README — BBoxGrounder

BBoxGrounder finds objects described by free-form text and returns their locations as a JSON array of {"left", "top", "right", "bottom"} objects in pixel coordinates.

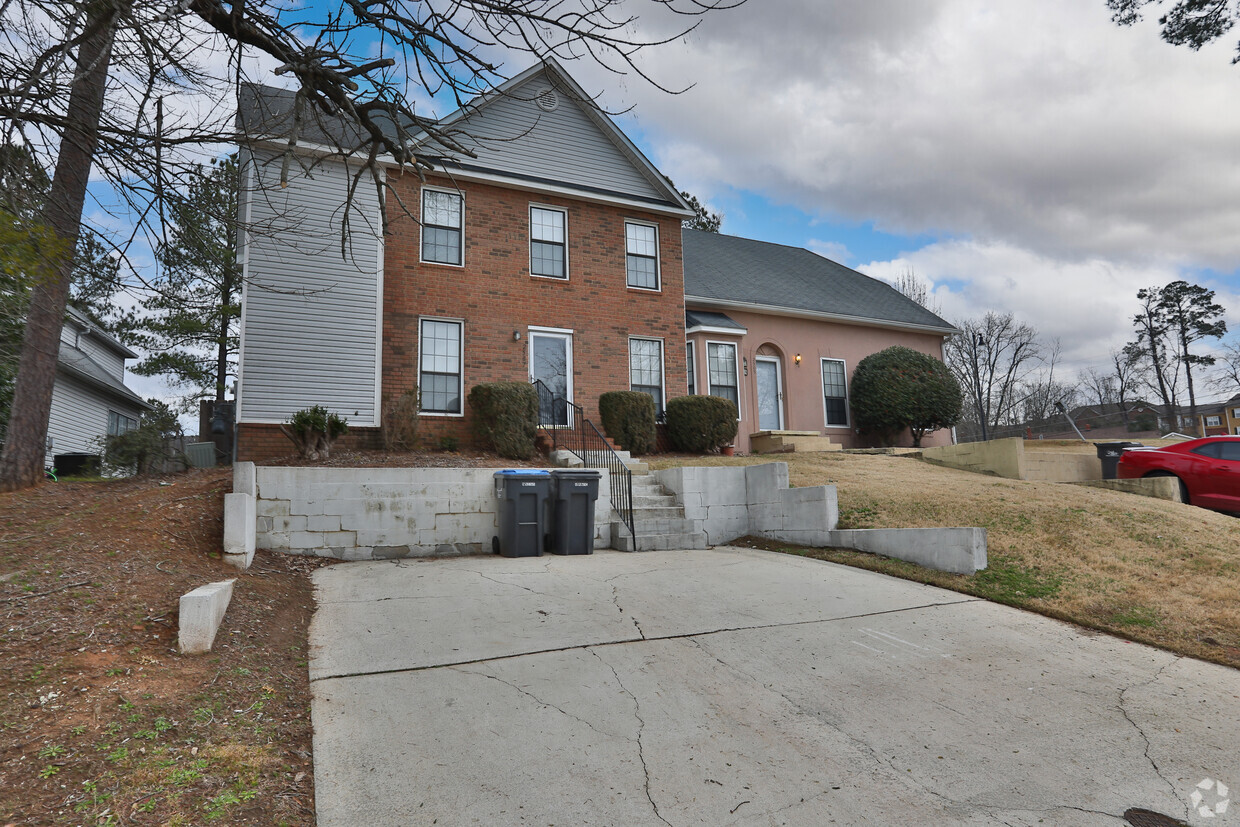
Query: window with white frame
[
  {"left": 1233, "top": 408, "right": 1240, "bottom": 419},
  {"left": 629, "top": 338, "right": 664, "bottom": 414},
  {"left": 107, "top": 410, "right": 137, "bottom": 437},
  {"left": 625, "top": 221, "right": 659, "bottom": 290},
  {"left": 707, "top": 342, "right": 739, "bottom": 413},
  {"left": 821, "top": 359, "right": 849, "bottom": 427},
  {"left": 530, "top": 206, "right": 566, "bottom": 278},
  {"left": 419, "top": 318, "right": 463, "bottom": 414},
  {"left": 421, "top": 188, "right": 463, "bottom": 265},
  {"left": 1206, "top": 415, "right": 1222, "bottom": 427},
  {"left": 686, "top": 342, "right": 696, "bottom": 395}
]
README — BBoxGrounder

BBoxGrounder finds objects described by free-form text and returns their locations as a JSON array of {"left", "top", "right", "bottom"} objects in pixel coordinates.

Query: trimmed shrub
[
  {"left": 598, "top": 391, "right": 657, "bottom": 455},
  {"left": 281, "top": 404, "right": 348, "bottom": 460},
  {"left": 850, "top": 346, "right": 961, "bottom": 447},
  {"left": 665, "top": 395, "right": 738, "bottom": 454},
  {"left": 381, "top": 390, "right": 420, "bottom": 451},
  {"left": 468, "top": 382, "right": 538, "bottom": 460}
]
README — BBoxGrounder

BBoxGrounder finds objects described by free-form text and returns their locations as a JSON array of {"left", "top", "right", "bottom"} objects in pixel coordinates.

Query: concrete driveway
[{"left": 308, "top": 548, "right": 1240, "bottom": 826}]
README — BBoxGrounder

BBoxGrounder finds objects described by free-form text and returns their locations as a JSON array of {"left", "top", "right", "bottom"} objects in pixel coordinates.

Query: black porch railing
[{"left": 533, "top": 379, "right": 635, "bottom": 541}]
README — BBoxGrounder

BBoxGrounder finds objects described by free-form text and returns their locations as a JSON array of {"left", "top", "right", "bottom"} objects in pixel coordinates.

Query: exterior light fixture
[
  {"left": 795, "top": 353, "right": 802, "bottom": 365},
  {"left": 513, "top": 330, "right": 521, "bottom": 341}
]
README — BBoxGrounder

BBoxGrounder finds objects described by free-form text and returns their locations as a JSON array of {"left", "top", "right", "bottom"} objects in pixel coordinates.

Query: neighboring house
[
  {"left": 47, "top": 306, "right": 152, "bottom": 467},
  {"left": 233, "top": 60, "right": 955, "bottom": 461},
  {"left": 1195, "top": 394, "right": 1240, "bottom": 436}
]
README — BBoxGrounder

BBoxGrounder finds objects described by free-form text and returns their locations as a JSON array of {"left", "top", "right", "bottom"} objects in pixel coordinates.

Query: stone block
[
  {"left": 256, "top": 499, "right": 290, "bottom": 518},
  {"left": 825, "top": 527, "right": 987, "bottom": 574},
  {"left": 288, "top": 531, "right": 326, "bottom": 549},
  {"left": 306, "top": 515, "right": 342, "bottom": 532},
  {"left": 222, "top": 493, "right": 255, "bottom": 569},
  {"left": 178, "top": 579, "right": 236, "bottom": 654},
  {"left": 273, "top": 515, "right": 307, "bottom": 534},
  {"left": 233, "top": 461, "right": 256, "bottom": 496}
]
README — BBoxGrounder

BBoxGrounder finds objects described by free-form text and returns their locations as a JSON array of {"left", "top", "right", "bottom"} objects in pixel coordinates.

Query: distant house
[
  {"left": 232, "top": 59, "right": 956, "bottom": 460},
  {"left": 1195, "top": 394, "right": 1240, "bottom": 436},
  {"left": 47, "top": 307, "right": 151, "bottom": 467}
]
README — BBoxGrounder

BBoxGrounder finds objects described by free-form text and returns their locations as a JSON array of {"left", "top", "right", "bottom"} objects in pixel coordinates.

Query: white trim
[
  {"left": 244, "top": 137, "right": 696, "bottom": 219},
  {"left": 705, "top": 340, "right": 742, "bottom": 420},
  {"left": 529, "top": 329, "right": 574, "bottom": 416},
  {"left": 528, "top": 203, "right": 569, "bottom": 281},
  {"left": 755, "top": 355, "right": 784, "bottom": 431},
  {"left": 686, "top": 324, "right": 746, "bottom": 337},
  {"left": 418, "top": 316, "right": 466, "bottom": 417},
  {"left": 624, "top": 219, "right": 661, "bottom": 292},
  {"left": 419, "top": 185, "right": 465, "bottom": 268},
  {"left": 1205, "top": 415, "right": 1222, "bottom": 427},
  {"left": 628, "top": 336, "right": 666, "bottom": 413},
  {"left": 686, "top": 295, "right": 958, "bottom": 336},
  {"left": 235, "top": 150, "right": 255, "bottom": 425},
  {"left": 528, "top": 324, "right": 574, "bottom": 335},
  {"left": 820, "top": 357, "right": 850, "bottom": 429},
  {"left": 686, "top": 341, "right": 696, "bottom": 395}
]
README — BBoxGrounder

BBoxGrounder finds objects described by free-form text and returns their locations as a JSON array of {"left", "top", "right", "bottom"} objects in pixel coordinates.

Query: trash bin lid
[
  {"left": 550, "top": 468, "right": 602, "bottom": 478},
  {"left": 494, "top": 469, "right": 551, "bottom": 476}
]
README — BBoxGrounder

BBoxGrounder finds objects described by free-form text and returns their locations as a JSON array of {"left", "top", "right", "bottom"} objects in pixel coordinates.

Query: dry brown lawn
[{"left": 649, "top": 451, "right": 1240, "bottom": 670}]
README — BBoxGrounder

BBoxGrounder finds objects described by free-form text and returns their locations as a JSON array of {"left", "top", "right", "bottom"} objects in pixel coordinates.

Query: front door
[
  {"left": 755, "top": 357, "right": 784, "bottom": 431},
  {"left": 530, "top": 329, "right": 573, "bottom": 426}
]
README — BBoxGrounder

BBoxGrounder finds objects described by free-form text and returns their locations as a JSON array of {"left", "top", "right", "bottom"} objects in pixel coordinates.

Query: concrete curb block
[
  {"left": 826, "top": 527, "right": 987, "bottom": 574},
  {"left": 223, "top": 492, "right": 256, "bottom": 569},
  {"left": 233, "top": 461, "right": 256, "bottom": 496},
  {"left": 1072, "top": 477, "right": 1182, "bottom": 502},
  {"left": 178, "top": 579, "right": 236, "bottom": 654}
]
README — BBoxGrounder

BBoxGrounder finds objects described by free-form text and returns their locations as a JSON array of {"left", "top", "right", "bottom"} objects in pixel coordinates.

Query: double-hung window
[
  {"left": 821, "top": 358, "right": 849, "bottom": 427},
  {"left": 530, "top": 206, "right": 567, "bottom": 278},
  {"left": 421, "top": 188, "right": 463, "bottom": 265},
  {"left": 629, "top": 338, "right": 665, "bottom": 415},
  {"left": 107, "top": 411, "right": 137, "bottom": 437},
  {"left": 419, "top": 318, "right": 463, "bottom": 414},
  {"left": 707, "top": 342, "right": 739, "bottom": 414},
  {"left": 1206, "top": 415, "right": 1222, "bottom": 427},
  {"left": 686, "top": 342, "right": 696, "bottom": 395},
  {"left": 625, "top": 221, "right": 659, "bottom": 290}
]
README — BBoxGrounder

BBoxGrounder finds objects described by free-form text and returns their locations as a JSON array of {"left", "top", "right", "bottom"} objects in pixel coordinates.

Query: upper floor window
[
  {"left": 625, "top": 221, "right": 659, "bottom": 290},
  {"left": 1206, "top": 415, "right": 1222, "bottom": 427},
  {"left": 629, "top": 338, "right": 665, "bottom": 415},
  {"left": 422, "top": 188, "right": 463, "bottom": 265},
  {"left": 530, "top": 206, "right": 567, "bottom": 279},
  {"left": 419, "top": 318, "right": 463, "bottom": 415},
  {"left": 707, "top": 342, "right": 739, "bottom": 415},
  {"left": 821, "top": 358, "right": 849, "bottom": 427}
]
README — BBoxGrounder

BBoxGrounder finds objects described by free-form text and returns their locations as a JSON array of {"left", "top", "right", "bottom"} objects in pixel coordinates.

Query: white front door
[
  {"left": 530, "top": 329, "right": 573, "bottom": 426},
  {"left": 755, "top": 357, "right": 784, "bottom": 431}
]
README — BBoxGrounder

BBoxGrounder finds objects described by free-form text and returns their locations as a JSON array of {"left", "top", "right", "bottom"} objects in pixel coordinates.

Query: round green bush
[
  {"left": 665, "top": 395, "right": 738, "bottom": 453},
  {"left": 468, "top": 382, "right": 538, "bottom": 459},
  {"left": 850, "top": 346, "right": 961, "bottom": 447},
  {"left": 598, "top": 391, "right": 657, "bottom": 456}
]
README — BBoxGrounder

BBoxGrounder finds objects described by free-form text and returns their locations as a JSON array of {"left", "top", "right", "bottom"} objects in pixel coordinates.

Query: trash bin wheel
[{"left": 492, "top": 536, "right": 501, "bottom": 555}]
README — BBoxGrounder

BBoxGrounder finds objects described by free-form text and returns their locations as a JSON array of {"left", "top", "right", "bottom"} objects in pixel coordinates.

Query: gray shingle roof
[
  {"left": 682, "top": 229, "right": 956, "bottom": 333},
  {"left": 57, "top": 345, "right": 152, "bottom": 411},
  {"left": 685, "top": 310, "right": 746, "bottom": 331}
]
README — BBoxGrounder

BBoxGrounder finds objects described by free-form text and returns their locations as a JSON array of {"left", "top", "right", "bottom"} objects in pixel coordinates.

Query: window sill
[
  {"left": 420, "top": 411, "right": 465, "bottom": 418},
  {"left": 626, "top": 285, "right": 662, "bottom": 294}
]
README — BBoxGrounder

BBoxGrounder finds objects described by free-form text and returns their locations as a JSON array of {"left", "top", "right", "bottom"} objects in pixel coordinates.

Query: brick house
[{"left": 234, "top": 60, "right": 956, "bottom": 461}]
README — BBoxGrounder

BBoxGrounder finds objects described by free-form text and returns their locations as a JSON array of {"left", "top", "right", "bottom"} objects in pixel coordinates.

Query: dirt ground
[
  {"left": 0, "top": 447, "right": 548, "bottom": 826},
  {"left": 651, "top": 450, "right": 1240, "bottom": 671}
]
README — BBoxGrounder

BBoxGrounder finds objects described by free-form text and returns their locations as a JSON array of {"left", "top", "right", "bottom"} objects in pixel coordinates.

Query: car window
[
  {"left": 1220, "top": 442, "right": 1240, "bottom": 462},
  {"left": 1192, "top": 443, "right": 1223, "bottom": 458}
]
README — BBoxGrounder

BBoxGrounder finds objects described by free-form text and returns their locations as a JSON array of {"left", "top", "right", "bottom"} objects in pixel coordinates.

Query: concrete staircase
[
  {"left": 749, "top": 430, "right": 842, "bottom": 454},
  {"left": 611, "top": 472, "right": 708, "bottom": 552}
]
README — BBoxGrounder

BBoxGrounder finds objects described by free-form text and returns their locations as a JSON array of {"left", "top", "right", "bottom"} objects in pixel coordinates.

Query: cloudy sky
[{"left": 573, "top": 0, "right": 1240, "bottom": 380}]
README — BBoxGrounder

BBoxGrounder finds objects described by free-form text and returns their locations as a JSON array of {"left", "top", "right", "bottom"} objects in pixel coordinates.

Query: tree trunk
[{"left": 0, "top": 1, "right": 121, "bottom": 492}]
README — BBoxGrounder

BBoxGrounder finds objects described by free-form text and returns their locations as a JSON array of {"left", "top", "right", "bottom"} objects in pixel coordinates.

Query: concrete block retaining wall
[
  {"left": 253, "top": 466, "right": 612, "bottom": 560},
  {"left": 653, "top": 463, "right": 839, "bottom": 546},
  {"left": 923, "top": 438, "right": 1103, "bottom": 483}
]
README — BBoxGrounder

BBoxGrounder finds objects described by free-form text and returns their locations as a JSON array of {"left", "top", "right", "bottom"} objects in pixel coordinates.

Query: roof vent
[{"left": 535, "top": 88, "right": 559, "bottom": 112}]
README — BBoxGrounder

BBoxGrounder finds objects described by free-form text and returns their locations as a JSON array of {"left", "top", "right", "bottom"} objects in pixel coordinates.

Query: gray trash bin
[
  {"left": 493, "top": 470, "right": 551, "bottom": 557},
  {"left": 550, "top": 469, "right": 601, "bottom": 556},
  {"left": 1095, "top": 442, "right": 1142, "bottom": 480}
]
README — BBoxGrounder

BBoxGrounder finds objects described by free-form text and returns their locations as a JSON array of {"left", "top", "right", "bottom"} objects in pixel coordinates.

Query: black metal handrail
[{"left": 533, "top": 379, "right": 635, "bottom": 540}]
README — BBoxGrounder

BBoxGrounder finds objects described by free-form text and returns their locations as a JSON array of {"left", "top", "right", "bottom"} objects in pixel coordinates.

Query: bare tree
[
  {"left": 1079, "top": 367, "right": 1118, "bottom": 409},
  {"left": 944, "top": 312, "right": 1044, "bottom": 441},
  {"left": 0, "top": 0, "right": 743, "bottom": 490},
  {"left": 893, "top": 268, "right": 941, "bottom": 315},
  {"left": 1109, "top": 347, "right": 1141, "bottom": 425},
  {"left": 1211, "top": 340, "right": 1240, "bottom": 399}
]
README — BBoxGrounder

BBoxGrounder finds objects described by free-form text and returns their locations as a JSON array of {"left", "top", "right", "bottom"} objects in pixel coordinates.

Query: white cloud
[{"left": 808, "top": 239, "right": 851, "bottom": 264}]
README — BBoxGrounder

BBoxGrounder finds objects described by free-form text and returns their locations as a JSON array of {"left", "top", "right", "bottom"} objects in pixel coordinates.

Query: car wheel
[{"left": 1145, "top": 471, "right": 1189, "bottom": 504}]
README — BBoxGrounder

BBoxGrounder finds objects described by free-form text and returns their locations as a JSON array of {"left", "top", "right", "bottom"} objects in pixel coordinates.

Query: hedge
[
  {"left": 468, "top": 382, "right": 539, "bottom": 459},
  {"left": 598, "top": 391, "right": 657, "bottom": 456},
  {"left": 665, "top": 395, "right": 738, "bottom": 453}
]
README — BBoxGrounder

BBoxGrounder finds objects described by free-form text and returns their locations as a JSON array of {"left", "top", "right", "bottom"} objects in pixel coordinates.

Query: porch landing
[{"left": 750, "top": 430, "right": 842, "bottom": 454}]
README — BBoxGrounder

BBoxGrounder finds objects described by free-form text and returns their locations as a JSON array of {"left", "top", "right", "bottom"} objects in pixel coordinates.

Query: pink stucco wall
[{"left": 685, "top": 307, "right": 955, "bottom": 453}]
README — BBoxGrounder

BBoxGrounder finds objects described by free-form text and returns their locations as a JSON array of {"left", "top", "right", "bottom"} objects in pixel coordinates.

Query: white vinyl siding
[
  {"left": 45, "top": 374, "right": 142, "bottom": 462},
  {"left": 419, "top": 318, "right": 463, "bottom": 415},
  {"left": 706, "top": 342, "right": 740, "bottom": 416},
  {"left": 237, "top": 149, "right": 384, "bottom": 426},
  {"left": 529, "top": 206, "right": 567, "bottom": 278},
  {"left": 421, "top": 188, "right": 463, "bottom": 265},
  {"left": 628, "top": 337, "right": 664, "bottom": 415},
  {"left": 625, "top": 222, "right": 659, "bottom": 290},
  {"left": 60, "top": 321, "right": 127, "bottom": 380},
  {"left": 821, "top": 359, "right": 849, "bottom": 427},
  {"left": 446, "top": 73, "right": 664, "bottom": 200}
]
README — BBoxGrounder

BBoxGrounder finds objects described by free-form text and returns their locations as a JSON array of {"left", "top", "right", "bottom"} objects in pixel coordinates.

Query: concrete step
[
  {"left": 631, "top": 516, "right": 699, "bottom": 535},
  {"left": 749, "top": 431, "right": 843, "bottom": 454},
  {"left": 610, "top": 525, "right": 709, "bottom": 552},
  {"left": 631, "top": 506, "right": 686, "bottom": 521},
  {"left": 633, "top": 495, "right": 678, "bottom": 508}
]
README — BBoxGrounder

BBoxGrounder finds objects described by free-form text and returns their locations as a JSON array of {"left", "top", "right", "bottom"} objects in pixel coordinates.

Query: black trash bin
[
  {"left": 550, "top": 469, "right": 601, "bottom": 556},
  {"left": 1095, "top": 442, "right": 1142, "bottom": 480},
  {"left": 493, "top": 470, "right": 552, "bottom": 557},
  {"left": 54, "top": 453, "right": 102, "bottom": 477}
]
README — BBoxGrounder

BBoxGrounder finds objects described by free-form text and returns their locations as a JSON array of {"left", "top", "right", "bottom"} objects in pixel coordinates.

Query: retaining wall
[{"left": 923, "top": 438, "right": 1104, "bottom": 482}]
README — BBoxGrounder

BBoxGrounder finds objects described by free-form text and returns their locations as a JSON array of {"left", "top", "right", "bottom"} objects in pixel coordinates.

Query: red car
[{"left": 1117, "top": 436, "right": 1240, "bottom": 512}]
